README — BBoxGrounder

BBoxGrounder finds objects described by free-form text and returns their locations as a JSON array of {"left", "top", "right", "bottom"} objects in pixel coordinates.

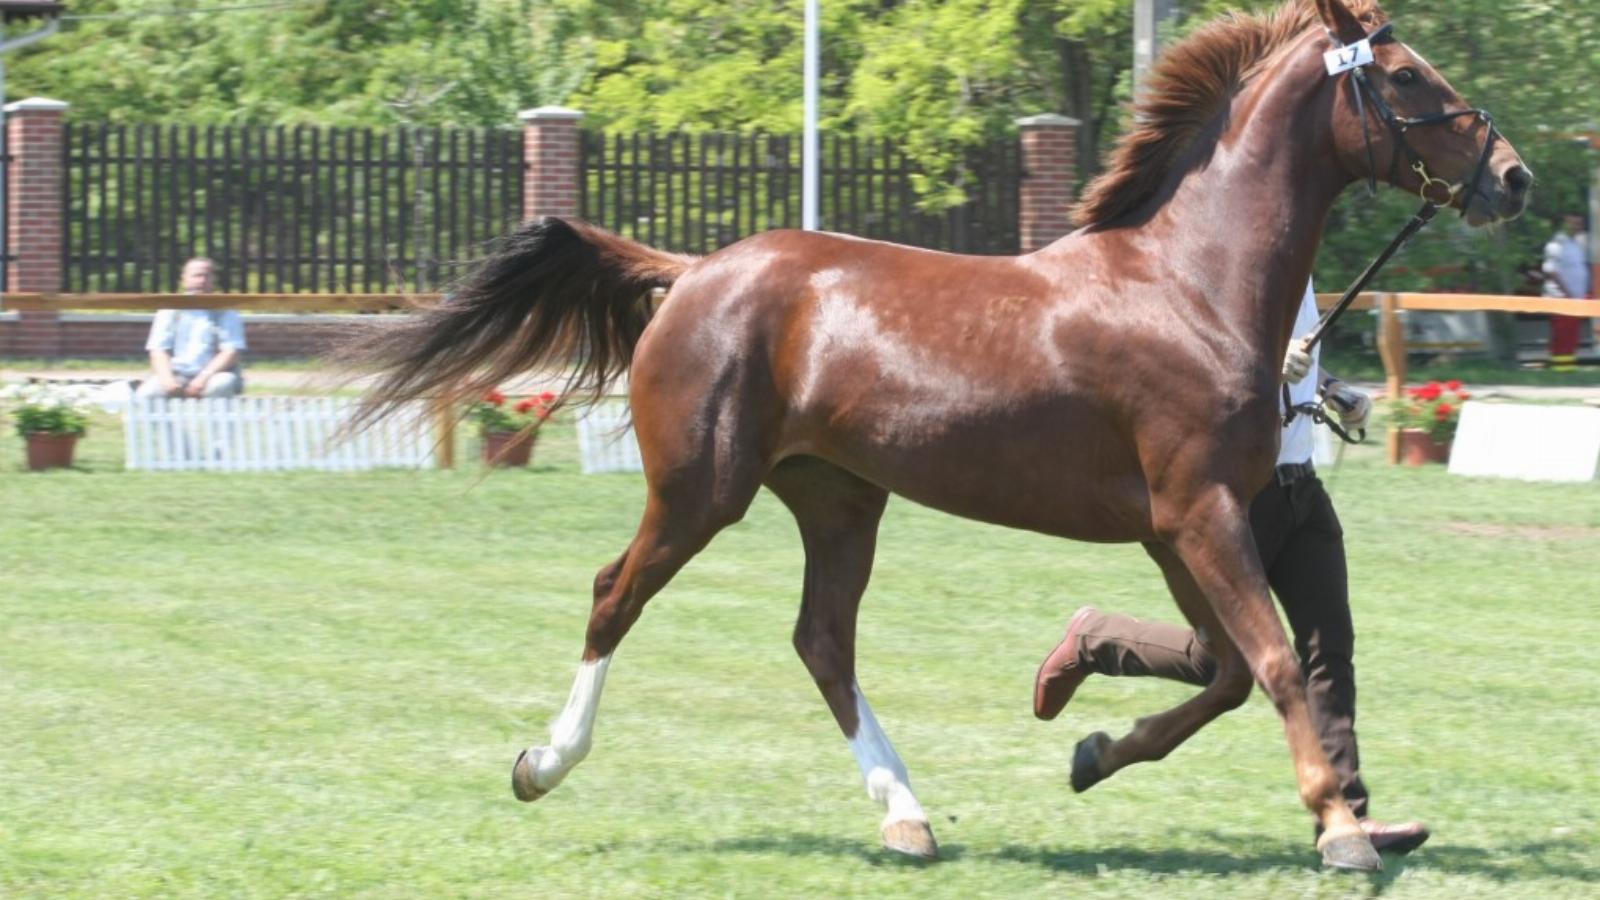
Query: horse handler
[{"left": 1033, "top": 279, "right": 1430, "bottom": 855}]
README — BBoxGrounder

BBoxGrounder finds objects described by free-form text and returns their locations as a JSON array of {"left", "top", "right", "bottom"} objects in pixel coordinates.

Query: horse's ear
[{"left": 1314, "top": 0, "right": 1367, "bottom": 44}]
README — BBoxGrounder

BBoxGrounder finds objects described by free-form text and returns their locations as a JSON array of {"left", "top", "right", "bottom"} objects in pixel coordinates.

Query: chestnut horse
[{"left": 348, "top": 0, "right": 1526, "bottom": 870}]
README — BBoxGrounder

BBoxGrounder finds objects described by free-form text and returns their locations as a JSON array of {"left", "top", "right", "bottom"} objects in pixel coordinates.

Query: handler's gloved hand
[
  {"left": 1281, "top": 338, "right": 1313, "bottom": 385},
  {"left": 1323, "top": 380, "right": 1372, "bottom": 430}
]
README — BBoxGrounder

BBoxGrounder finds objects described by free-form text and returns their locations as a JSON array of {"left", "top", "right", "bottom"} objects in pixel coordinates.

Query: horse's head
[{"left": 1317, "top": 0, "right": 1530, "bottom": 225}]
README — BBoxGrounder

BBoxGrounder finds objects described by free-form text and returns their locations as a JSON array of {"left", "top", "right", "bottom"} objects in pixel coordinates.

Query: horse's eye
[{"left": 1393, "top": 68, "right": 1418, "bottom": 86}]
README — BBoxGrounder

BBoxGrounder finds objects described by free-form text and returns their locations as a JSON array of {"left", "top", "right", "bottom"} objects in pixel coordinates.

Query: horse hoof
[
  {"left": 881, "top": 819, "right": 940, "bottom": 860},
  {"left": 511, "top": 748, "right": 549, "bottom": 802},
  {"left": 1070, "top": 731, "right": 1112, "bottom": 793},
  {"left": 1318, "top": 826, "right": 1383, "bottom": 872}
]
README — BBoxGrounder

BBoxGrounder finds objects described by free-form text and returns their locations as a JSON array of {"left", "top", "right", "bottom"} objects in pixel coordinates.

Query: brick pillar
[
  {"left": 1015, "top": 113, "right": 1080, "bottom": 252},
  {"left": 520, "top": 106, "right": 584, "bottom": 223},
  {"left": 7, "top": 97, "right": 69, "bottom": 357}
]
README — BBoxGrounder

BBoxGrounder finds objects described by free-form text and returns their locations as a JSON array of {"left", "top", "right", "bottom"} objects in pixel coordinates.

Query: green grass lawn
[{"left": 3, "top": 418, "right": 1598, "bottom": 898}]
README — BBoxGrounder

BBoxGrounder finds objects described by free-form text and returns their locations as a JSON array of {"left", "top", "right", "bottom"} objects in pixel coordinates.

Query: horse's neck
[{"left": 1153, "top": 41, "right": 1350, "bottom": 356}]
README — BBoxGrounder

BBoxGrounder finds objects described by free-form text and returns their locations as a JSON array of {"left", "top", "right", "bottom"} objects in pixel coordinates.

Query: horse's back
[{"left": 626, "top": 230, "right": 1154, "bottom": 540}]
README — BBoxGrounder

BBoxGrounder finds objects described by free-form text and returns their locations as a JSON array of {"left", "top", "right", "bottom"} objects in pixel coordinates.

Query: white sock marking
[
  {"left": 530, "top": 655, "right": 611, "bottom": 791},
  {"left": 845, "top": 683, "right": 928, "bottom": 826}
]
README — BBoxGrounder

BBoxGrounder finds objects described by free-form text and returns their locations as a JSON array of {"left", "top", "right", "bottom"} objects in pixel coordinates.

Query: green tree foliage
[
  {"left": 4, "top": 0, "right": 562, "bottom": 126},
  {"left": 4, "top": 1, "right": 1598, "bottom": 293},
  {"left": 845, "top": 0, "right": 1132, "bottom": 208}
]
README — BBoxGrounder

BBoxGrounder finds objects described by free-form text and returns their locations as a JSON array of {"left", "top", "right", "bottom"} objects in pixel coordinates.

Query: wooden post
[
  {"left": 1375, "top": 292, "right": 1407, "bottom": 465},
  {"left": 433, "top": 397, "right": 457, "bottom": 470}
]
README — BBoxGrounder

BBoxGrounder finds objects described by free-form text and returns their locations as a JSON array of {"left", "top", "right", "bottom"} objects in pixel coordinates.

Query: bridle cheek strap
[{"left": 1336, "top": 22, "right": 1500, "bottom": 219}]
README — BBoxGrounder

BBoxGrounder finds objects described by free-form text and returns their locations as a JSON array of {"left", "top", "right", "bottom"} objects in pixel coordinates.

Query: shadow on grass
[
  {"left": 1386, "top": 838, "right": 1600, "bottom": 884},
  {"left": 695, "top": 830, "right": 1598, "bottom": 884},
  {"left": 990, "top": 836, "right": 1313, "bottom": 875},
  {"left": 707, "top": 833, "right": 964, "bottom": 866}
]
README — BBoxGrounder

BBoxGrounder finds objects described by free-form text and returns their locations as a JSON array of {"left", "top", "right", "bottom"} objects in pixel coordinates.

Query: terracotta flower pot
[
  {"left": 482, "top": 430, "right": 535, "bottom": 467},
  {"left": 1398, "top": 428, "right": 1451, "bottom": 466},
  {"left": 25, "top": 432, "right": 80, "bottom": 470}
]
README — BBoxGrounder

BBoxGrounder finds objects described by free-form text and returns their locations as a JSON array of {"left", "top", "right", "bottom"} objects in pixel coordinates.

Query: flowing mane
[{"left": 1073, "top": 0, "right": 1387, "bottom": 228}]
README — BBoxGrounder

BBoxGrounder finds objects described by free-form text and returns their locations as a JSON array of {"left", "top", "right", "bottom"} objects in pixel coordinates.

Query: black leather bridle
[
  {"left": 1340, "top": 22, "right": 1501, "bottom": 214},
  {"left": 1281, "top": 21, "right": 1503, "bottom": 442}
]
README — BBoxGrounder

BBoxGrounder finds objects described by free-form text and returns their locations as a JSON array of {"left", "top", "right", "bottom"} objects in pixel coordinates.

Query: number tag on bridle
[{"left": 1323, "top": 39, "right": 1374, "bottom": 76}]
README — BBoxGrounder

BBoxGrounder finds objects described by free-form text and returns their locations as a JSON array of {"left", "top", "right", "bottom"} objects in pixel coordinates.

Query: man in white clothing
[
  {"left": 1542, "top": 213, "right": 1590, "bottom": 372},
  {"left": 137, "top": 258, "right": 246, "bottom": 399}
]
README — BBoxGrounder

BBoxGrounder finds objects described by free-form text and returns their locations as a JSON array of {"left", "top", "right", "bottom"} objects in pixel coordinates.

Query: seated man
[
  {"left": 136, "top": 258, "right": 246, "bottom": 399},
  {"left": 1034, "top": 279, "right": 1430, "bottom": 855}
]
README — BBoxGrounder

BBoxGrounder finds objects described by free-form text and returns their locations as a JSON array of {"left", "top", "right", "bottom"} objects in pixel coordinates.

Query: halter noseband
[{"left": 1331, "top": 21, "right": 1501, "bottom": 218}]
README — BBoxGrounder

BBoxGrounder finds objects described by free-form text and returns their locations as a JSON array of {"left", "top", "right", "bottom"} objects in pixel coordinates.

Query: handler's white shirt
[
  {"left": 146, "top": 308, "right": 247, "bottom": 378},
  {"left": 1278, "top": 282, "right": 1320, "bottom": 467}
]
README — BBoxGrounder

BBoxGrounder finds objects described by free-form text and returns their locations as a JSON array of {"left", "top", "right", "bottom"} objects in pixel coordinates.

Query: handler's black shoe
[{"left": 1362, "top": 819, "right": 1431, "bottom": 854}]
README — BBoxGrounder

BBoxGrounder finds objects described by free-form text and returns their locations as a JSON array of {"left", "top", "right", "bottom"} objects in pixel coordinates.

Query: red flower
[
  {"left": 515, "top": 398, "right": 536, "bottom": 413},
  {"left": 485, "top": 389, "right": 506, "bottom": 406},
  {"left": 1435, "top": 402, "right": 1454, "bottom": 419},
  {"left": 539, "top": 391, "right": 557, "bottom": 404},
  {"left": 1416, "top": 384, "right": 1442, "bottom": 401},
  {"left": 1456, "top": 390, "right": 1470, "bottom": 401},
  {"left": 1445, "top": 379, "right": 1463, "bottom": 392}
]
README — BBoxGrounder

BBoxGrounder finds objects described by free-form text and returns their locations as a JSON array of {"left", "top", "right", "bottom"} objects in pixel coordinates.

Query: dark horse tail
[{"left": 344, "top": 217, "right": 696, "bottom": 428}]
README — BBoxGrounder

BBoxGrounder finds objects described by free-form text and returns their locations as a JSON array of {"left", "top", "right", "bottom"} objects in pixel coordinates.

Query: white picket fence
[
  {"left": 576, "top": 402, "right": 643, "bottom": 474},
  {"left": 125, "top": 396, "right": 435, "bottom": 472}
]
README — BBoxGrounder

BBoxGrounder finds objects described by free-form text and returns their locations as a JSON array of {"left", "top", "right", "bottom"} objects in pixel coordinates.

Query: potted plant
[
  {"left": 3, "top": 382, "right": 93, "bottom": 471},
  {"left": 1389, "top": 380, "right": 1469, "bottom": 465},
  {"left": 472, "top": 389, "right": 556, "bottom": 467}
]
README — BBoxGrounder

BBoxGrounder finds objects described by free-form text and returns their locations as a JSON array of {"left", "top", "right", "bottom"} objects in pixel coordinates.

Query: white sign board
[{"left": 1447, "top": 402, "right": 1600, "bottom": 482}]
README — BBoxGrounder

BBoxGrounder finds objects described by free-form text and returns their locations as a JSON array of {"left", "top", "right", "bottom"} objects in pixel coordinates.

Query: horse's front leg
[{"left": 1157, "top": 483, "right": 1379, "bottom": 871}]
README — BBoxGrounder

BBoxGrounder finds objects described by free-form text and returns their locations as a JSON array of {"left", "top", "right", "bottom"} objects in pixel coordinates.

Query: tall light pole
[
  {"left": 1134, "top": 0, "right": 1178, "bottom": 94},
  {"left": 802, "top": 0, "right": 819, "bottom": 231}
]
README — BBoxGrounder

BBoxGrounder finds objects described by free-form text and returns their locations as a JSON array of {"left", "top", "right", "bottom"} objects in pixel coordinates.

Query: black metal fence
[
  {"left": 54, "top": 124, "right": 1022, "bottom": 294},
  {"left": 581, "top": 132, "right": 1021, "bottom": 255},
  {"left": 62, "top": 124, "right": 525, "bottom": 293}
]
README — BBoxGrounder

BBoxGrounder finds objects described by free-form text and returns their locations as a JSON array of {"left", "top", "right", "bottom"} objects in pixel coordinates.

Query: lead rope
[{"left": 1280, "top": 199, "right": 1439, "bottom": 443}]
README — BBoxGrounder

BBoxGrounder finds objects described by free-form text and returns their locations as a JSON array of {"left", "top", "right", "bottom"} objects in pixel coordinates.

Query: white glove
[
  {"left": 1324, "top": 381, "right": 1371, "bottom": 430},
  {"left": 1281, "top": 338, "right": 1313, "bottom": 385}
]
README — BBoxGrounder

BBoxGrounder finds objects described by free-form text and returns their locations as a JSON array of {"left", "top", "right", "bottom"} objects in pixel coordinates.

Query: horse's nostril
[{"left": 1503, "top": 165, "right": 1532, "bottom": 196}]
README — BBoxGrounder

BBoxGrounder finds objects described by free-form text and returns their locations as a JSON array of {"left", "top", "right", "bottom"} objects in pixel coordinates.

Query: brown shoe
[
  {"left": 1363, "top": 819, "right": 1430, "bottom": 854},
  {"left": 1034, "top": 607, "right": 1097, "bottom": 721}
]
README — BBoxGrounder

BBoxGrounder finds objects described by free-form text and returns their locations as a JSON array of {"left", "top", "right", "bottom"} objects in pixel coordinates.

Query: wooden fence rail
[
  {"left": 8, "top": 291, "right": 1600, "bottom": 467},
  {"left": 1317, "top": 292, "right": 1600, "bottom": 463}
]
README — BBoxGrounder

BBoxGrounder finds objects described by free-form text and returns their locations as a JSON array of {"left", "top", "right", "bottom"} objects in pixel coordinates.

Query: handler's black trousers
[{"left": 1073, "top": 471, "right": 1369, "bottom": 818}]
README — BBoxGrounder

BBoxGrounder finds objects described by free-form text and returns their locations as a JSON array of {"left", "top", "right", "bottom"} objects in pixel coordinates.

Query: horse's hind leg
[
  {"left": 512, "top": 461, "right": 763, "bottom": 802},
  {"left": 765, "top": 458, "right": 939, "bottom": 860},
  {"left": 1071, "top": 543, "right": 1254, "bottom": 791}
]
